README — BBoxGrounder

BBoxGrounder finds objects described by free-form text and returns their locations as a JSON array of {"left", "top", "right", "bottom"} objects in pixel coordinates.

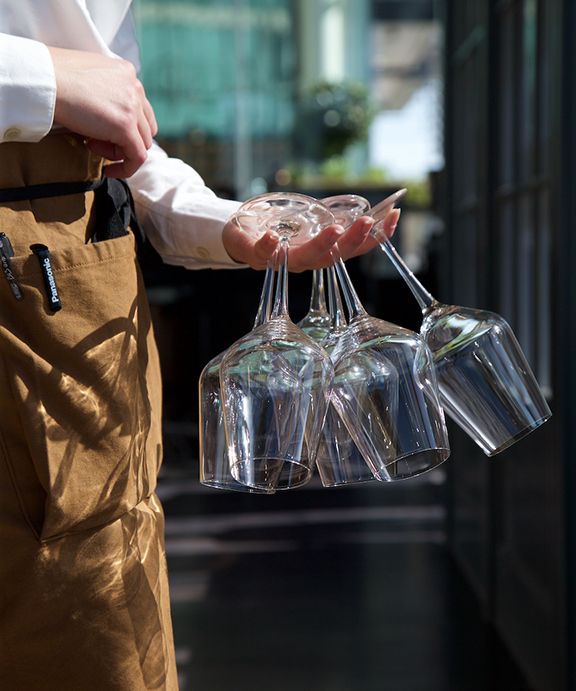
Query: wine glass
[
  {"left": 219, "top": 193, "right": 335, "bottom": 491},
  {"left": 319, "top": 194, "right": 451, "bottom": 481},
  {"left": 321, "top": 193, "right": 371, "bottom": 227},
  {"left": 199, "top": 255, "right": 322, "bottom": 492},
  {"left": 301, "top": 194, "right": 382, "bottom": 486},
  {"left": 369, "top": 190, "right": 552, "bottom": 456},
  {"left": 297, "top": 269, "right": 332, "bottom": 342},
  {"left": 199, "top": 261, "right": 276, "bottom": 493},
  {"left": 313, "top": 265, "right": 384, "bottom": 486}
]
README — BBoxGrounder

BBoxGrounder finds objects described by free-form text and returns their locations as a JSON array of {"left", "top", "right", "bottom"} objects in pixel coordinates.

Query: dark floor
[{"left": 158, "top": 439, "right": 534, "bottom": 691}]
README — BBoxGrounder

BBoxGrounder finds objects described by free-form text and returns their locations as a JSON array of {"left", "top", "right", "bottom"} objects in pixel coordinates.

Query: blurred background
[{"left": 132, "top": 1, "right": 574, "bottom": 689}]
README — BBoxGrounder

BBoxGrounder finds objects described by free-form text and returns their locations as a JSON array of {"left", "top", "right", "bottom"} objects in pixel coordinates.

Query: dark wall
[{"left": 444, "top": 0, "right": 574, "bottom": 689}]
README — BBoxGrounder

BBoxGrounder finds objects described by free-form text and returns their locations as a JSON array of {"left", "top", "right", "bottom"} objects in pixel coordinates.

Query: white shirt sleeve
[
  {"left": 0, "top": 33, "right": 56, "bottom": 143},
  {"left": 127, "top": 142, "right": 245, "bottom": 270},
  {"left": 0, "top": 11, "right": 243, "bottom": 271},
  {"left": 113, "top": 11, "right": 245, "bottom": 271}
]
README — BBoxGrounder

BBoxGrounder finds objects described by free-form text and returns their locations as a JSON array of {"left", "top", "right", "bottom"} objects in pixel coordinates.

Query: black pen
[{"left": 0, "top": 232, "right": 23, "bottom": 300}]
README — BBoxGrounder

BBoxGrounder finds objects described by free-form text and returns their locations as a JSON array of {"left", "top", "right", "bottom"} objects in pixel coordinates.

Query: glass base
[
  {"left": 374, "top": 447, "right": 451, "bottom": 482},
  {"left": 320, "top": 475, "right": 377, "bottom": 488},
  {"left": 200, "top": 478, "right": 275, "bottom": 494},
  {"left": 230, "top": 458, "right": 312, "bottom": 491}
]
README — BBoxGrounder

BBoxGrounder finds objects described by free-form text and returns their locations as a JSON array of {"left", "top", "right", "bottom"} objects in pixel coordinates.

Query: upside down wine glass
[
  {"left": 296, "top": 264, "right": 370, "bottom": 486},
  {"left": 310, "top": 195, "right": 382, "bottom": 486},
  {"left": 199, "top": 257, "right": 276, "bottom": 493},
  {"left": 218, "top": 193, "right": 335, "bottom": 491},
  {"left": 318, "top": 194, "right": 451, "bottom": 482},
  {"left": 370, "top": 190, "right": 552, "bottom": 456},
  {"left": 312, "top": 265, "right": 386, "bottom": 486}
]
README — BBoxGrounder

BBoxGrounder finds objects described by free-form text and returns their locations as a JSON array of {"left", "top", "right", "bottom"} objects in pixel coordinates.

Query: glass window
[{"left": 134, "top": 0, "right": 296, "bottom": 197}]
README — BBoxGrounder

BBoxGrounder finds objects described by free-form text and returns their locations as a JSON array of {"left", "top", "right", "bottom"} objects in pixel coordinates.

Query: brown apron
[{"left": 0, "top": 133, "right": 178, "bottom": 690}]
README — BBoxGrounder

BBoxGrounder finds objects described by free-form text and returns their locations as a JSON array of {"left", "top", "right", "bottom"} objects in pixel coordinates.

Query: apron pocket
[{"left": 0, "top": 232, "right": 162, "bottom": 541}]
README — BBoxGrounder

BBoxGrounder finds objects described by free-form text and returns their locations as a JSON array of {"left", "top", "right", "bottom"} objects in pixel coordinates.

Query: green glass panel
[{"left": 135, "top": 0, "right": 296, "bottom": 137}]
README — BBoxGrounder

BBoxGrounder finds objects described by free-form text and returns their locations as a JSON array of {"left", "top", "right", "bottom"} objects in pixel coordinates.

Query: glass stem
[
  {"left": 271, "top": 236, "right": 290, "bottom": 318},
  {"left": 253, "top": 258, "right": 276, "bottom": 328},
  {"left": 378, "top": 238, "right": 437, "bottom": 313},
  {"left": 333, "top": 258, "right": 366, "bottom": 321},
  {"left": 327, "top": 266, "right": 346, "bottom": 329},
  {"left": 309, "top": 269, "right": 327, "bottom": 313}
]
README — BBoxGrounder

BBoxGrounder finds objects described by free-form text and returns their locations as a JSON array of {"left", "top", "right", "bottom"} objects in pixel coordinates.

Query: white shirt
[{"left": 0, "top": 0, "right": 242, "bottom": 269}]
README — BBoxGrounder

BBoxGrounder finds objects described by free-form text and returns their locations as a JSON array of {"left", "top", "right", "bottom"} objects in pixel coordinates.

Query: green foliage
[
  {"left": 294, "top": 80, "right": 375, "bottom": 162},
  {"left": 360, "top": 166, "right": 391, "bottom": 185},
  {"left": 401, "top": 179, "right": 431, "bottom": 207},
  {"left": 318, "top": 156, "right": 349, "bottom": 182},
  {"left": 275, "top": 162, "right": 432, "bottom": 208}
]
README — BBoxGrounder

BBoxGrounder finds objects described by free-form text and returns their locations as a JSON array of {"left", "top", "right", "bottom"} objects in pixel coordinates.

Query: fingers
[
  {"left": 97, "top": 130, "right": 148, "bottom": 178},
  {"left": 370, "top": 208, "right": 401, "bottom": 242},
  {"left": 102, "top": 160, "right": 139, "bottom": 179},
  {"left": 107, "top": 80, "right": 156, "bottom": 177},
  {"left": 286, "top": 224, "right": 345, "bottom": 272},
  {"left": 104, "top": 94, "right": 157, "bottom": 178},
  {"left": 87, "top": 123, "right": 150, "bottom": 178},
  {"left": 380, "top": 208, "right": 401, "bottom": 239},
  {"left": 136, "top": 83, "right": 155, "bottom": 150},
  {"left": 110, "top": 122, "right": 149, "bottom": 177},
  {"left": 284, "top": 208, "right": 401, "bottom": 270},
  {"left": 85, "top": 140, "right": 139, "bottom": 178},
  {"left": 334, "top": 216, "right": 374, "bottom": 260},
  {"left": 286, "top": 215, "right": 379, "bottom": 271},
  {"left": 222, "top": 221, "right": 280, "bottom": 269},
  {"left": 143, "top": 95, "right": 158, "bottom": 138},
  {"left": 340, "top": 209, "right": 401, "bottom": 259},
  {"left": 221, "top": 207, "right": 402, "bottom": 272},
  {"left": 251, "top": 229, "right": 281, "bottom": 268},
  {"left": 138, "top": 111, "right": 153, "bottom": 151},
  {"left": 85, "top": 139, "right": 118, "bottom": 160}
]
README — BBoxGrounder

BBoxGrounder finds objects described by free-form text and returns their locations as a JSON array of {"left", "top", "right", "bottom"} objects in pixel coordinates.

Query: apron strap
[
  {"left": 0, "top": 177, "right": 145, "bottom": 247},
  {"left": 0, "top": 178, "right": 105, "bottom": 203}
]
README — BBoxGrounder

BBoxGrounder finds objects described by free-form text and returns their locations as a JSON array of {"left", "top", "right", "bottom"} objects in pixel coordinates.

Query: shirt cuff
[
  {"left": 0, "top": 34, "right": 56, "bottom": 143},
  {"left": 127, "top": 142, "right": 246, "bottom": 270},
  {"left": 133, "top": 186, "right": 244, "bottom": 269}
]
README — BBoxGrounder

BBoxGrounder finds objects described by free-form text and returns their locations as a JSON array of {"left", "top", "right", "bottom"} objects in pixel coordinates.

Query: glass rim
[{"left": 485, "top": 413, "right": 552, "bottom": 456}]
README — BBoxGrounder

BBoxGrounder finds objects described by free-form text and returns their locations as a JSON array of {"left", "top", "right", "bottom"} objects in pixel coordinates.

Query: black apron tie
[{"left": 0, "top": 177, "right": 144, "bottom": 246}]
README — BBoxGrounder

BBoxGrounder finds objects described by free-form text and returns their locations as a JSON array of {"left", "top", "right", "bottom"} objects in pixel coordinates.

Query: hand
[
  {"left": 222, "top": 207, "right": 401, "bottom": 271},
  {"left": 48, "top": 47, "right": 158, "bottom": 178}
]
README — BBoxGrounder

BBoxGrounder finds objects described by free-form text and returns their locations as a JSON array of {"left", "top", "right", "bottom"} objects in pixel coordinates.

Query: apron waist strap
[
  {"left": 0, "top": 176, "right": 144, "bottom": 247},
  {"left": 0, "top": 177, "right": 106, "bottom": 203}
]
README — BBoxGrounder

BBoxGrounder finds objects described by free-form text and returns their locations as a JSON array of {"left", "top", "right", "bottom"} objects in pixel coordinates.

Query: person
[{"left": 0, "top": 2, "right": 400, "bottom": 689}]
